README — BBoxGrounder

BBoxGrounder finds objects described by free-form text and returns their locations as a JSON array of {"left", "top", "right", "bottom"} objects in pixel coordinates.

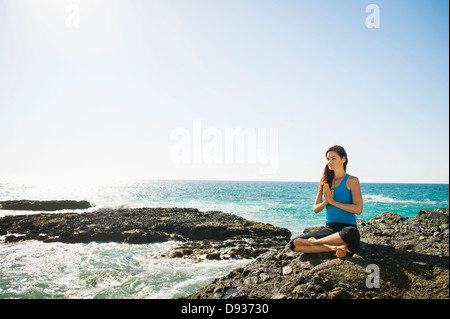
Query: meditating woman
[{"left": 290, "top": 145, "right": 363, "bottom": 258}]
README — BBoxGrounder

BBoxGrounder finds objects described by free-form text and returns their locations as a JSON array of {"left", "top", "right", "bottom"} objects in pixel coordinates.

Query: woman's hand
[
  {"left": 322, "top": 177, "right": 363, "bottom": 215},
  {"left": 323, "top": 184, "right": 335, "bottom": 205},
  {"left": 313, "top": 186, "right": 328, "bottom": 214}
]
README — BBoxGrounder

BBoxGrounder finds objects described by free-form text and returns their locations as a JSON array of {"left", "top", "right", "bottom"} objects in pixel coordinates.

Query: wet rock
[
  {"left": 206, "top": 253, "right": 221, "bottom": 260},
  {"left": 170, "top": 251, "right": 184, "bottom": 258},
  {"left": 182, "top": 249, "right": 194, "bottom": 256},
  {"left": 222, "top": 288, "right": 239, "bottom": 299},
  {"left": 0, "top": 200, "right": 91, "bottom": 211},
  {"left": 0, "top": 207, "right": 291, "bottom": 246}
]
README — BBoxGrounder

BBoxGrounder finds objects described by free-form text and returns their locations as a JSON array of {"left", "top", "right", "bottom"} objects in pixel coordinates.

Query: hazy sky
[{"left": 0, "top": 0, "right": 448, "bottom": 183}]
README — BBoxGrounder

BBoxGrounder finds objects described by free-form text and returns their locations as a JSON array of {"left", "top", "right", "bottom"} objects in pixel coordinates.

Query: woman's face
[{"left": 326, "top": 151, "right": 345, "bottom": 171}]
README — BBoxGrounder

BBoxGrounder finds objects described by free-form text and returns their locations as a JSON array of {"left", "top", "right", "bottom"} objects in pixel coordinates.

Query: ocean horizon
[
  {"left": 1, "top": 177, "right": 448, "bottom": 299},
  {"left": 1, "top": 177, "right": 448, "bottom": 231}
]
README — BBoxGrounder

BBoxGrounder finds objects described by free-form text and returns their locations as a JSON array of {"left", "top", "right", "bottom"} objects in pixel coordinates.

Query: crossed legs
[
  {"left": 289, "top": 223, "right": 360, "bottom": 258},
  {"left": 292, "top": 232, "right": 348, "bottom": 258}
]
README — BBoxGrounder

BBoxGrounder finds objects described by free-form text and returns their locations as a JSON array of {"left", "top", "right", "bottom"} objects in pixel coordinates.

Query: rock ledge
[
  {"left": 187, "top": 208, "right": 449, "bottom": 299},
  {"left": 0, "top": 207, "right": 290, "bottom": 246},
  {"left": 0, "top": 200, "right": 91, "bottom": 211}
]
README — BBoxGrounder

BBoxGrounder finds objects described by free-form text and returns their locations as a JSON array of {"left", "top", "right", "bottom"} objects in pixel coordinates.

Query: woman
[{"left": 289, "top": 145, "right": 363, "bottom": 258}]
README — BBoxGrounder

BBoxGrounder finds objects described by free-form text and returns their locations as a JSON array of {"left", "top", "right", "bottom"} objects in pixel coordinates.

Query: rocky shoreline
[
  {"left": 188, "top": 208, "right": 449, "bottom": 299},
  {"left": 0, "top": 207, "right": 290, "bottom": 255},
  {"left": 0, "top": 206, "right": 448, "bottom": 299}
]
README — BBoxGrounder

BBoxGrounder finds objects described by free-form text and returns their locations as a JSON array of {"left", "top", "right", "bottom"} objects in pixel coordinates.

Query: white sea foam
[
  {"left": 363, "top": 194, "right": 444, "bottom": 204},
  {"left": 0, "top": 240, "right": 251, "bottom": 299}
]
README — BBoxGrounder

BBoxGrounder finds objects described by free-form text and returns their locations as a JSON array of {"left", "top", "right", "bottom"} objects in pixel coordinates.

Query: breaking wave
[{"left": 363, "top": 194, "right": 447, "bottom": 205}]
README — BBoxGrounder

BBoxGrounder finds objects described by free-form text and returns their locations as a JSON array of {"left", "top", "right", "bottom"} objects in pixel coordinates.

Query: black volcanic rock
[
  {"left": 0, "top": 200, "right": 91, "bottom": 211},
  {"left": 0, "top": 207, "right": 291, "bottom": 244},
  {"left": 187, "top": 208, "right": 449, "bottom": 299}
]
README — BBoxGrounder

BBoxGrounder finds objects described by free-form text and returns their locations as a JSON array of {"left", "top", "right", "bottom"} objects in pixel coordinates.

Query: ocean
[{"left": 0, "top": 177, "right": 448, "bottom": 299}]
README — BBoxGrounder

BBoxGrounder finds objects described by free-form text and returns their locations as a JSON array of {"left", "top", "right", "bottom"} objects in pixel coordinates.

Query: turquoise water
[
  {"left": 2, "top": 178, "right": 447, "bottom": 234},
  {"left": 0, "top": 177, "right": 448, "bottom": 298}
]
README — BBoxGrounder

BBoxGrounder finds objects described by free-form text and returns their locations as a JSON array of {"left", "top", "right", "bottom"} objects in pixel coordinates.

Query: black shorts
[{"left": 289, "top": 223, "right": 360, "bottom": 253}]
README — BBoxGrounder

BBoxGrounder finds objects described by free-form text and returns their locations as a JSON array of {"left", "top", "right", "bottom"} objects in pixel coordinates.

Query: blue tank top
[{"left": 326, "top": 174, "right": 356, "bottom": 225}]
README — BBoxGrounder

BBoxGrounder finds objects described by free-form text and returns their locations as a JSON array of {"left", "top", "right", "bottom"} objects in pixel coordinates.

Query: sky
[{"left": 0, "top": 0, "right": 448, "bottom": 183}]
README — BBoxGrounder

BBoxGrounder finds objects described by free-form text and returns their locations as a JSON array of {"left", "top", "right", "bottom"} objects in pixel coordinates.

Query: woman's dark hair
[{"left": 319, "top": 145, "right": 348, "bottom": 192}]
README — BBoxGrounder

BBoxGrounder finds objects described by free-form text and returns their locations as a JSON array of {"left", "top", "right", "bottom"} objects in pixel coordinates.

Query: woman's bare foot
[{"left": 334, "top": 245, "right": 348, "bottom": 258}]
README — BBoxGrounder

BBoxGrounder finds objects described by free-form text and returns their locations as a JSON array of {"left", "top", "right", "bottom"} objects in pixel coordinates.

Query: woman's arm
[
  {"left": 313, "top": 188, "right": 328, "bottom": 214},
  {"left": 323, "top": 177, "right": 363, "bottom": 215}
]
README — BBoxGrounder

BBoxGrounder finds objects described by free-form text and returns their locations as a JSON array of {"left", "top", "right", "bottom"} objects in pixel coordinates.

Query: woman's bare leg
[
  {"left": 293, "top": 243, "right": 335, "bottom": 253},
  {"left": 294, "top": 243, "right": 348, "bottom": 257},
  {"left": 293, "top": 232, "right": 346, "bottom": 247},
  {"left": 293, "top": 237, "right": 317, "bottom": 246},
  {"left": 310, "top": 232, "right": 347, "bottom": 246},
  {"left": 292, "top": 232, "right": 349, "bottom": 257}
]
